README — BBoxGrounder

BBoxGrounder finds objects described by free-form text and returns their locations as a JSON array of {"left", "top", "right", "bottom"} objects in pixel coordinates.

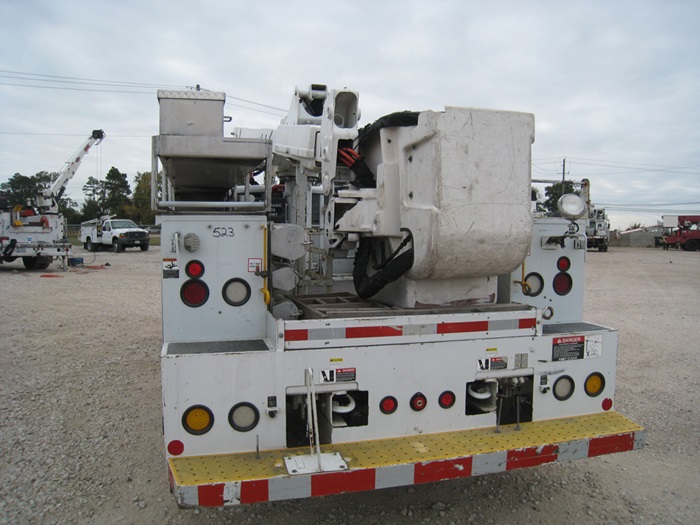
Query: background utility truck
[
  {"left": 79, "top": 216, "right": 150, "bottom": 252},
  {"left": 662, "top": 215, "right": 700, "bottom": 251},
  {"left": 0, "top": 129, "right": 105, "bottom": 269},
  {"left": 152, "top": 86, "right": 644, "bottom": 507},
  {"left": 581, "top": 179, "right": 610, "bottom": 252}
]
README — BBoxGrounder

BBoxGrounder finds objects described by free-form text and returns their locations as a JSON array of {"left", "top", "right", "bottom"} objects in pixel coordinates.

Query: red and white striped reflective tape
[
  {"left": 170, "top": 429, "right": 644, "bottom": 507},
  {"left": 285, "top": 317, "right": 537, "bottom": 344}
]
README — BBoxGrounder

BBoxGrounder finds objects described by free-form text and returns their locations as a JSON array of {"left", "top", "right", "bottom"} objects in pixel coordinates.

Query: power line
[{"left": 0, "top": 69, "right": 184, "bottom": 89}]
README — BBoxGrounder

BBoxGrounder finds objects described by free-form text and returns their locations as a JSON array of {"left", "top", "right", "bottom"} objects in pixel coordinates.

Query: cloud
[{"left": 1, "top": 0, "right": 699, "bottom": 229}]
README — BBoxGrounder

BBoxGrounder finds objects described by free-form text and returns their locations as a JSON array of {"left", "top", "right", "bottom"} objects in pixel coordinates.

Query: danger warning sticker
[
  {"left": 552, "top": 335, "right": 585, "bottom": 361},
  {"left": 319, "top": 367, "right": 357, "bottom": 383},
  {"left": 162, "top": 258, "right": 179, "bottom": 279},
  {"left": 478, "top": 356, "right": 508, "bottom": 371}
]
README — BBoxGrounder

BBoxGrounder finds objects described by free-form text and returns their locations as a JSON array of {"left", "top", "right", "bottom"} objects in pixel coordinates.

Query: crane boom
[{"left": 38, "top": 129, "right": 106, "bottom": 212}]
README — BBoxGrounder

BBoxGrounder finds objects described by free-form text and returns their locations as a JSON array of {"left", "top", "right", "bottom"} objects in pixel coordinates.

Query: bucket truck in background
[{"left": 0, "top": 129, "right": 106, "bottom": 269}]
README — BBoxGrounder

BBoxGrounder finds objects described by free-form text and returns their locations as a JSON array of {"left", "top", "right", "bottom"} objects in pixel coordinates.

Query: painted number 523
[{"left": 212, "top": 227, "right": 235, "bottom": 238}]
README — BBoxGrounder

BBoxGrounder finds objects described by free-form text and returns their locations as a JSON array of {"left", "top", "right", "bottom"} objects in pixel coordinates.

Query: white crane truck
[
  {"left": 152, "top": 86, "right": 643, "bottom": 507},
  {"left": 0, "top": 129, "right": 105, "bottom": 269}
]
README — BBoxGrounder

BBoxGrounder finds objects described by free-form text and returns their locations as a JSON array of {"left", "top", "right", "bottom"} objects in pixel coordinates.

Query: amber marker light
[{"left": 182, "top": 405, "right": 214, "bottom": 435}]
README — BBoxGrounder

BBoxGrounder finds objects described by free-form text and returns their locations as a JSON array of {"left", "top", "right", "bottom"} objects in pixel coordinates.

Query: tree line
[
  {"left": 2, "top": 169, "right": 577, "bottom": 223},
  {"left": 0, "top": 168, "right": 157, "bottom": 225}
]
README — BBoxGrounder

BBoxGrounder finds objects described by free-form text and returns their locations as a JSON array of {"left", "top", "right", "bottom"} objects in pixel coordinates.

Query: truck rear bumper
[{"left": 167, "top": 411, "right": 644, "bottom": 507}]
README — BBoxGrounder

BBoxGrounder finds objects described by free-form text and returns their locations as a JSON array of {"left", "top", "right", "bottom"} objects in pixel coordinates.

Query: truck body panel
[{"left": 153, "top": 86, "right": 643, "bottom": 507}]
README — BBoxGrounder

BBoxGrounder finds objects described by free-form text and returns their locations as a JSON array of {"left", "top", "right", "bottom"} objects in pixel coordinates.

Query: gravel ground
[{"left": 0, "top": 245, "right": 698, "bottom": 525}]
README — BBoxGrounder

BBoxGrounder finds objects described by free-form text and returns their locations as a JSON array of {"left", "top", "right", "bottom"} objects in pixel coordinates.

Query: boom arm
[{"left": 38, "top": 129, "right": 106, "bottom": 212}]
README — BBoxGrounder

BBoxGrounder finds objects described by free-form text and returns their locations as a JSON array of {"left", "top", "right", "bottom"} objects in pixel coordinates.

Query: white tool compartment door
[{"left": 160, "top": 215, "right": 267, "bottom": 343}]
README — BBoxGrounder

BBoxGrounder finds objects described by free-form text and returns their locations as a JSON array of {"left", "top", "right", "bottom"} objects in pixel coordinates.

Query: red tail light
[
  {"left": 438, "top": 390, "right": 456, "bottom": 409},
  {"left": 380, "top": 396, "right": 398, "bottom": 414},
  {"left": 557, "top": 256, "right": 571, "bottom": 272},
  {"left": 181, "top": 279, "right": 209, "bottom": 307},
  {"left": 185, "top": 260, "right": 205, "bottom": 278},
  {"left": 553, "top": 272, "right": 573, "bottom": 295}
]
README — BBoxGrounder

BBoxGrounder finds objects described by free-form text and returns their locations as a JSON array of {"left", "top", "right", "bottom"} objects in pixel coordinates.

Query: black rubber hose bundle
[{"left": 353, "top": 230, "right": 414, "bottom": 299}]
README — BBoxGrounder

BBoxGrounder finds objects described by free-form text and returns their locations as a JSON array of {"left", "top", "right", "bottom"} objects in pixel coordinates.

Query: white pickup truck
[{"left": 79, "top": 217, "right": 150, "bottom": 253}]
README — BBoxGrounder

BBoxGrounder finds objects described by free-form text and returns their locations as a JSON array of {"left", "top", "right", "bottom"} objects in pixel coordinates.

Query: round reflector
[
  {"left": 228, "top": 402, "right": 260, "bottom": 432},
  {"left": 410, "top": 392, "right": 427, "bottom": 411},
  {"left": 553, "top": 376, "right": 575, "bottom": 401},
  {"left": 523, "top": 272, "right": 544, "bottom": 297},
  {"left": 438, "top": 390, "right": 456, "bottom": 409},
  {"left": 222, "top": 278, "right": 251, "bottom": 307},
  {"left": 585, "top": 372, "right": 606, "bottom": 397},
  {"left": 185, "top": 260, "right": 205, "bottom": 278},
  {"left": 552, "top": 272, "right": 573, "bottom": 296},
  {"left": 167, "top": 440, "right": 184, "bottom": 456},
  {"left": 379, "top": 396, "right": 398, "bottom": 415},
  {"left": 557, "top": 256, "right": 571, "bottom": 272},
  {"left": 602, "top": 398, "right": 613, "bottom": 411},
  {"left": 181, "top": 279, "right": 209, "bottom": 307},
  {"left": 182, "top": 405, "right": 214, "bottom": 435}
]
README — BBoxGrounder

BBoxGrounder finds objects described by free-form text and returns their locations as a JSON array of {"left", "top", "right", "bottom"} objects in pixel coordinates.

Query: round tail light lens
[
  {"left": 222, "top": 278, "right": 251, "bottom": 307},
  {"left": 228, "top": 402, "right": 260, "bottom": 432},
  {"left": 410, "top": 392, "right": 427, "bottom": 411},
  {"left": 181, "top": 279, "right": 209, "bottom": 307},
  {"left": 553, "top": 376, "right": 575, "bottom": 401},
  {"left": 585, "top": 372, "right": 606, "bottom": 397},
  {"left": 557, "top": 256, "right": 571, "bottom": 272},
  {"left": 182, "top": 405, "right": 214, "bottom": 435},
  {"left": 185, "top": 260, "right": 205, "bottom": 278},
  {"left": 553, "top": 272, "right": 573, "bottom": 295},
  {"left": 438, "top": 390, "right": 456, "bottom": 409},
  {"left": 380, "top": 396, "right": 398, "bottom": 414}
]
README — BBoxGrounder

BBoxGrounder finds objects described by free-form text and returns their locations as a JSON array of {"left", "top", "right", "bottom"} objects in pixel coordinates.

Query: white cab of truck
[{"left": 79, "top": 217, "right": 150, "bottom": 253}]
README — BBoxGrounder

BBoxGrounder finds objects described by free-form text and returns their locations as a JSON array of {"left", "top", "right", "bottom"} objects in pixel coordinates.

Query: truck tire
[
  {"left": 23, "top": 256, "right": 51, "bottom": 270},
  {"left": 140, "top": 243, "right": 149, "bottom": 252},
  {"left": 86, "top": 237, "right": 96, "bottom": 252},
  {"left": 112, "top": 239, "right": 122, "bottom": 253},
  {"left": 686, "top": 240, "right": 699, "bottom": 252}
]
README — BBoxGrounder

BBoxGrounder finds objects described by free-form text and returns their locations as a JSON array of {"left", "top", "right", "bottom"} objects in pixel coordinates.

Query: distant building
[{"left": 609, "top": 225, "right": 663, "bottom": 248}]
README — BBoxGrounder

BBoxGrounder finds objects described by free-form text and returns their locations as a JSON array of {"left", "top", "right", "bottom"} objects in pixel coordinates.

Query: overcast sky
[{"left": 1, "top": 0, "right": 699, "bottom": 229}]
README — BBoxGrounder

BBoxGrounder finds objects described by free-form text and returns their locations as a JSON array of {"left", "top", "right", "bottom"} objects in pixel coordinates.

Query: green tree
[
  {"left": 104, "top": 167, "right": 131, "bottom": 216},
  {"left": 60, "top": 197, "right": 81, "bottom": 224},
  {"left": 131, "top": 171, "right": 157, "bottom": 224},
  {"left": 0, "top": 173, "right": 43, "bottom": 205},
  {"left": 1, "top": 171, "right": 76, "bottom": 213},
  {"left": 79, "top": 199, "right": 102, "bottom": 222},
  {"left": 82, "top": 176, "right": 106, "bottom": 203},
  {"left": 542, "top": 181, "right": 579, "bottom": 216}
]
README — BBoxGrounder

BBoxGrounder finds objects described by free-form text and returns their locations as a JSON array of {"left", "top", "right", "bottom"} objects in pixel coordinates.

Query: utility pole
[{"left": 562, "top": 157, "right": 566, "bottom": 184}]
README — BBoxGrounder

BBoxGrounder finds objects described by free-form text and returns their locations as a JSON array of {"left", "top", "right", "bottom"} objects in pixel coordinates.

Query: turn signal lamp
[
  {"left": 585, "top": 372, "right": 606, "bottom": 397},
  {"left": 553, "top": 272, "right": 573, "bottom": 295},
  {"left": 182, "top": 405, "right": 214, "bottom": 435},
  {"left": 181, "top": 279, "right": 209, "bottom": 307}
]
